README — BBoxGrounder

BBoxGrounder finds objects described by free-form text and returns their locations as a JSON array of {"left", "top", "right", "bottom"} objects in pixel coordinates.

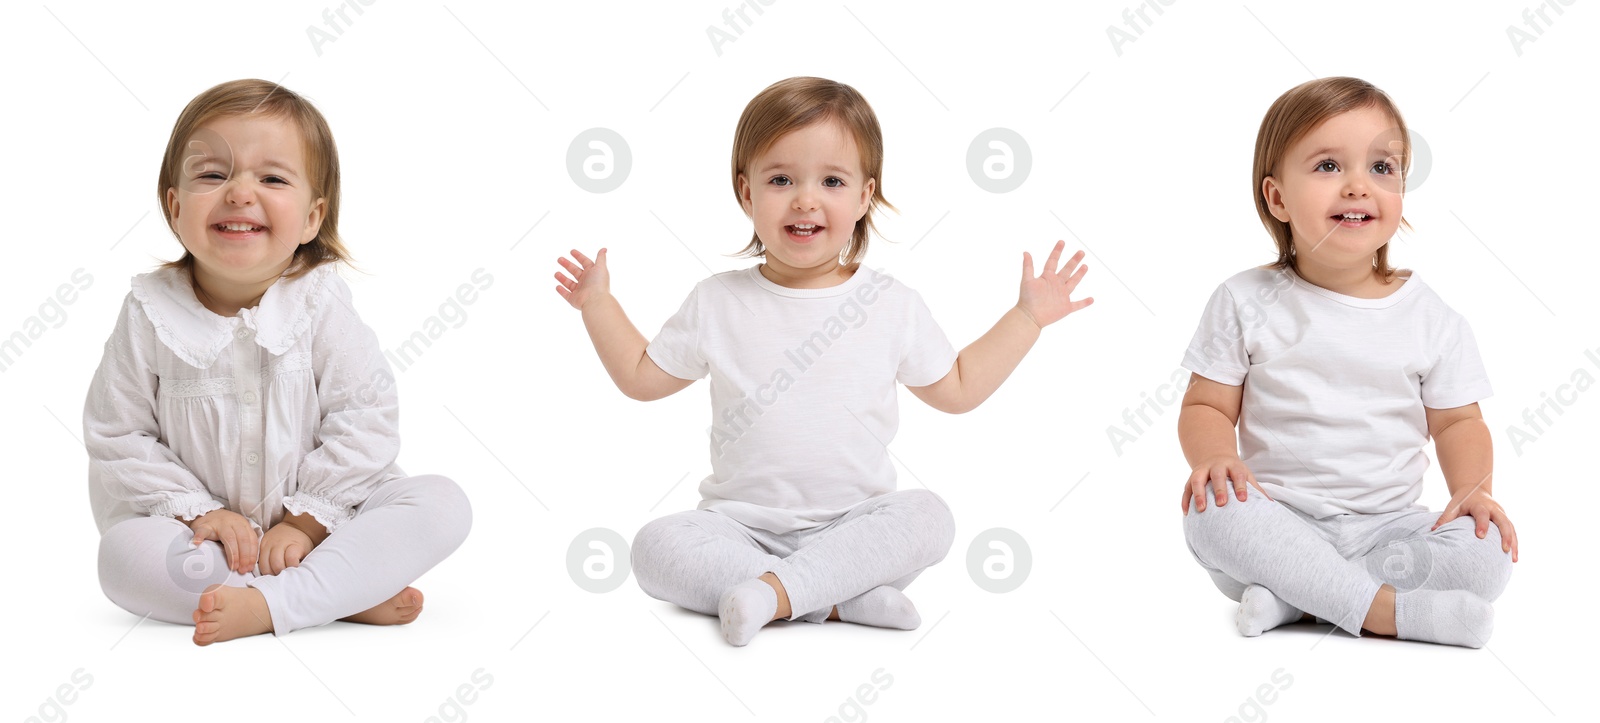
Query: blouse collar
[{"left": 130, "top": 263, "right": 334, "bottom": 368}]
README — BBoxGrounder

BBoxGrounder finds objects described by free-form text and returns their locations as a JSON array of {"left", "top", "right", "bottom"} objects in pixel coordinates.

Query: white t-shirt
[
  {"left": 84, "top": 264, "right": 405, "bottom": 535},
  {"left": 1181, "top": 266, "right": 1492, "bottom": 518},
  {"left": 647, "top": 265, "right": 958, "bottom": 533}
]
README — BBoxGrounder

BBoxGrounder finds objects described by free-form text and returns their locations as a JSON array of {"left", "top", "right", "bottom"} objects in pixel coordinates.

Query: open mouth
[
  {"left": 786, "top": 223, "right": 823, "bottom": 239},
  {"left": 213, "top": 222, "right": 267, "bottom": 236},
  {"left": 1332, "top": 212, "right": 1374, "bottom": 227}
]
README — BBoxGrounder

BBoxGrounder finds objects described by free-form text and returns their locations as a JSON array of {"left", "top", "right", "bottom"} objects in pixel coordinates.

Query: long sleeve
[
  {"left": 282, "top": 280, "right": 400, "bottom": 533},
  {"left": 83, "top": 294, "right": 223, "bottom": 521}
]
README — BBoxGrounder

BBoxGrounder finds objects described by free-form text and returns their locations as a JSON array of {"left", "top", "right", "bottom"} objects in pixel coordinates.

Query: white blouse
[{"left": 83, "top": 263, "right": 403, "bottom": 535}]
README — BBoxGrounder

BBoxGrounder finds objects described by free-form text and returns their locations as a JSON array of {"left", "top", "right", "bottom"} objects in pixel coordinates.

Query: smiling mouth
[
  {"left": 214, "top": 222, "right": 266, "bottom": 233},
  {"left": 786, "top": 223, "right": 823, "bottom": 238},
  {"left": 1332, "top": 212, "right": 1373, "bottom": 223}
]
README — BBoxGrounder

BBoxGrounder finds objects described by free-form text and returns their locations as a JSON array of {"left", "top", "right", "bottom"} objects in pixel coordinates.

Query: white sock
[
  {"left": 718, "top": 579, "right": 777, "bottom": 647},
  {"left": 1236, "top": 585, "right": 1304, "bottom": 637},
  {"left": 835, "top": 586, "right": 921, "bottom": 630},
  {"left": 1394, "top": 589, "right": 1494, "bottom": 648}
]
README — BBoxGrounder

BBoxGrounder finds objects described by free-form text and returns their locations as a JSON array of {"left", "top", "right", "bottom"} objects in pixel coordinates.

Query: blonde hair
[
  {"left": 730, "top": 77, "right": 892, "bottom": 266},
  {"left": 1253, "top": 76, "right": 1410, "bottom": 280},
  {"left": 157, "top": 78, "right": 349, "bottom": 279}
]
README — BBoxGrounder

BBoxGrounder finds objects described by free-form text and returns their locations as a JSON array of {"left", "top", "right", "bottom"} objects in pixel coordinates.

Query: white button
[
  {"left": 246, "top": 452, "right": 260, "bottom": 465},
  {"left": 243, "top": 391, "right": 257, "bottom": 404},
  {"left": 236, "top": 327, "right": 252, "bottom": 340}
]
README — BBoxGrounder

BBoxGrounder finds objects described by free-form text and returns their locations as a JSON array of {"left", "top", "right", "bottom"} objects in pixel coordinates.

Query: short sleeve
[
  {"left": 645, "top": 285, "right": 708, "bottom": 381},
  {"left": 1421, "top": 315, "right": 1493, "bottom": 409},
  {"left": 1181, "top": 284, "right": 1248, "bottom": 386},
  {"left": 897, "top": 290, "right": 957, "bottom": 387}
]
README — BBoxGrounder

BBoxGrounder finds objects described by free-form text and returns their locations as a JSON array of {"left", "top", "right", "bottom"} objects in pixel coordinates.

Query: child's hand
[
  {"left": 1182, "top": 455, "right": 1271, "bottom": 514},
  {"left": 1016, "top": 241, "right": 1094, "bottom": 329},
  {"left": 1433, "top": 488, "right": 1519, "bottom": 562},
  {"left": 554, "top": 248, "right": 611, "bottom": 311},
  {"left": 258, "top": 522, "right": 317, "bottom": 576},
  {"left": 185, "top": 509, "right": 258, "bottom": 574}
]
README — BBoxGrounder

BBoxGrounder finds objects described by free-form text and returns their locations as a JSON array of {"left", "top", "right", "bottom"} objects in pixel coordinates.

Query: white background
[{"left": 3, "top": 1, "right": 1595, "bottom": 721}]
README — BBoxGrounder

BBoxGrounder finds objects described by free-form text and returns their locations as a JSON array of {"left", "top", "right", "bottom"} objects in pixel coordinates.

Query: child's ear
[
  {"left": 857, "top": 177, "right": 875, "bottom": 218},
  {"left": 737, "top": 173, "right": 754, "bottom": 217},
  {"left": 300, "top": 197, "right": 326, "bottom": 245},
  {"left": 165, "top": 187, "right": 181, "bottom": 226},
  {"left": 1261, "top": 176, "right": 1290, "bottom": 223}
]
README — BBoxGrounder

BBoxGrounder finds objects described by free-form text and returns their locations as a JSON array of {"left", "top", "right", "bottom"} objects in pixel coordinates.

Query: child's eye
[
  {"left": 769, "top": 175, "right": 792, "bottom": 187},
  {"left": 822, "top": 176, "right": 845, "bottom": 188},
  {"left": 1371, "top": 161, "right": 1395, "bottom": 175},
  {"left": 197, "top": 172, "right": 226, "bottom": 181},
  {"left": 263, "top": 176, "right": 288, "bottom": 185},
  {"left": 1315, "top": 159, "right": 1339, "bottom": 173}
]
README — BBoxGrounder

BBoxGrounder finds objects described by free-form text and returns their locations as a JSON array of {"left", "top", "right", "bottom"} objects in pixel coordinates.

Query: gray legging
[
  {"left": 1183, "top": 486, "right": 1513, "bottom": 636},
  {"left": 632, "top": 489, "right": 956, "bottom": 623},
  {"left": 97, "top": 475, "right": 472, "bottom": 634}
]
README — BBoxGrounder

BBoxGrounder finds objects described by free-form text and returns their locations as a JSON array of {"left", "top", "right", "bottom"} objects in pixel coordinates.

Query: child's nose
[{"left": 224, "top": 180, "right": 257, "bottom": 205}]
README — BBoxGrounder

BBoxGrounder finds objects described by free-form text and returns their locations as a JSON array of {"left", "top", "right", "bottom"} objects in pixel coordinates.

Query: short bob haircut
[
  {"left": 157, "top": 78, "right": 349, "bottom": 279},
  {"left": 730, "top": 77, "right": 892, "bottom": 267},
  {"left": 1253, "top": 76, "right": 1411, "bottom": 280}
]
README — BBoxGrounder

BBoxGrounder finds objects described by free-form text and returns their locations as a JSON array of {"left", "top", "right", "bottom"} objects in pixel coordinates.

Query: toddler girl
[
  {"left": 555, "top": 77, "right": 1093, "bottom": 646},
  {"left": 1179, "top": 77, "right": 1516, "bottom": 648},
  {"left": 87, "top": 79, "right": 472, "bottom": 645}
]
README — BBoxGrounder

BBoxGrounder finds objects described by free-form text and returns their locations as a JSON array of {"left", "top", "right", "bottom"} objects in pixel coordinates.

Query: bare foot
[
  {"left": 193, "top": 584, "right": 274, "bottom": 646},
  {"left": 341, "top": 587, "right": 424, "bottom": 626}
]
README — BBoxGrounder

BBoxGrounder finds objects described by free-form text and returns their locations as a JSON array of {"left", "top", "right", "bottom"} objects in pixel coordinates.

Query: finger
[
  {"left": 571, "top": 249, "right": 594, "bottom": 268},
  {"left": 1181, "top": 485, "right": 1193, "bottom": 515},
  {"left": 1431, "top": 506, "right": 1459, "bottom": 531},
  {"left": 190, "top": 523, "right": 211, "bottom": 547},
  {"left": 554, "top": 271, "right": 577, "bottom": 291},
  {"left": 1063, "top": 260, "right": 1089, "bottom": 289},
  {"left": 1231, "top": 471, "right": 1248, "bottom": 502},
  {"left": 1022, "top": 251, "right": 1034, "bottom": 279},
  {"left": 1210, "top": 467, "right": 1230, "bottom": 506},
  {"left": 271, "top": 542, "right": 287, "bottom": 576},
  {"left": 1490, "top": 510, "right": 1516, "bottom": 554},
  {"left": 557, "top": 257, "right": 583, "bottom": 277},
  {"left": 1189, "top": 475, "right": 1208, "bottom": 512},
  {"left": 1042, "top": 241, "right": 1065, "bottom": 278},
  {"left": 220, "top": 526, "right": 240, "bottom": 572},
  {"left": 242, "top": 525, "right": 259, "bottom": 573},
  {"left": 1473, "top": 508, "right": 1490, "bottom": 539},
  {"left": 1059, "top": 249, "right": 1086, "bottom": 280},
  {"left": 286, "top": 544, "right": 304, "bottom": 569}
]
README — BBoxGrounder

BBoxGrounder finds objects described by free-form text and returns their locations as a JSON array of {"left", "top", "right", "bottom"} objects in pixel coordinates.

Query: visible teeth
[
  {"left": 1341, "top": 213, "right": 1368, "bottom": 220},
  {"left": 219, "top": 222, "right": 262, "bottom": 232},
  {"left": 794, "top": 223, "right": 816, "bottom": 230}
]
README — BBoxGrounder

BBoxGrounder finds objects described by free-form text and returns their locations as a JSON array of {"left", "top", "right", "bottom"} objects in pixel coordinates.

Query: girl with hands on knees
[
  {"left": 87, "top": 80, "right": 472, "bottom": 646},
  {"left": 1178, "top": 77, "right": 1514, "bottom": 649},
  {"left": 556, "top": 77, "right": 1091, "bottom": 646}
]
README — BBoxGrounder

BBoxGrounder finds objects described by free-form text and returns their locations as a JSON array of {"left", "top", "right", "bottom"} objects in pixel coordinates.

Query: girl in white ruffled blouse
[{"left": 85, "top": 79, "right": 472, "bottom": 645}]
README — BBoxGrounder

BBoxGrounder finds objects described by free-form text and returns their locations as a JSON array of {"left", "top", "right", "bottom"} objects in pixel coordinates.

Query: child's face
[
  {"left": 1262, "top": 105, "right": 1405, "bottom": 268},
  {"left": 738, "top": 119, "right": 875, "bottom": 273},
  {"left": 165, "top": 113, "right": 325, "bottom": 288}
]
